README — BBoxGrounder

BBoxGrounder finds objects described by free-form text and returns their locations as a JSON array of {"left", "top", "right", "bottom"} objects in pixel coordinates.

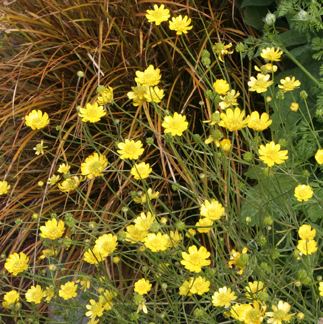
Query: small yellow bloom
[
  {"left": 39, "top": 248, "right": 57, "bottom": 260},
  {"left": 260, "top": 47, "right": 283, "bottom": 62},
  {"left": 83, "top": 247, "right": 105, "bottom": 264},
  {"left": 278, "top": 76, "right": 301, "bottom": 92},
  {"left": 294, "top": 184, "right": 313, "bottom": 202},
  {"left": 5, "top": 252, "right": 29, "bottom": 276},
  {"left": 133, "top": 188, "right": 159, "bottom": 204},
  {"left": 78, "top": 102, "right": 106, "bottom": 123},
  {"left": 314, "top": 148, "right": 323, "bottom": 164},
  {"left": 146, "top": 4, "right": 170, "bottom": 25},
  {"left": 40, "top": 218, "right": 65, "bottom": 240},
  {"left": 2, "top": 290, "right": 20, "bottom": 309},
  {"left": 266, "top": 300, "right": 293, "bottom": 323},
  {"left": 245, "top": 281, "right": 267, "bottom": 300},
  {"left": 212, "top": 42, "right": 234, "bottom": 62},
  {"left": 196, "top": 217, "right": 213, "bottom": 233},
  {"left": 181, "top": 245, "right": 211, "bottom": 273},
  {"left": 248, "top": 73, "right": 273, "bottom": 93},
  {"left": 258, "top": 141, "right": 288, "bottom": 167},
  {"left": 144, "top": 86, "right": 164, "bottom": 103},
  {"left": 219, "top": 108, "right": 249, "bottom": 132},
  {"left": 168, "top": 230, "right": 182, "bottom": 247},
  {"left": 180, "top": 276, "right": 210, "bottom": 296},
  {"left": 213, "top": 79, "right": 230, "bottom": 95},
  {"left": 117, "top": 139, "right": 144, "bottom": 160},
  {"left": 96, "top": 86, "right": 113, "bottom": 105},
  {"left": 125, "top": 225, "right": 148, "bottom": 243},
  {"left": 144, "top": 232, "right": 170, "bottom": 252},
  {"left": 135, "top": 65, "right": 161, "bottom": 87},
  {"left": 33, "top": 140, "right": 47, "bottom": 155},
  {"left": 200, "top": 199, "right": 225, "bottom": 221},
  {"left": 162, "top": 112, "right": 188, "bottom": 136},
  {"left": 130, "top": 162, "right": 152, "bottom": 180},
  {"left": 290, "top": 102, "right": 299, "bottom": 112},
  {"left": 319, "top": 282, "right": 323, "bottom": 297},
  {"left": 298, "top": 224, "right": 316, "bottom": 240},
  {"left": 58, "top": 282, "right": 78, "bottom": 300},
  {"left": 133, "top": 212, "right": 155, "bottom": 232},
  {"left": 25, "top": 110, "right": 50, "bottom": 130},
  {"left": 212, "top": 286, "right": 237, "bottom": 307},
  {"left": 219, "top": 90, "right": 240, "bottom": 110},
  {"left": 297, "top": 239, "right": 318, "bottom": 255},
  {"left": 127, "top": 84, "right": 147, "bottom": 106},
  {"left": 248, "top": 111, "right": 272, "bottom": 131},
  {"left": 220, "top": 138, "right": 232, "bottom": 152},
  {"left": 169, "top": 15, "right": 193, "bottom": 35},
  {"left": 25, "top": 285, "right": 44, "bottom": 304},
  {"left": 255, "top": 63, "right": 278, "bottom": 73},
  {"left": 0, "top": 180, "right": 10, "bottom": 195},
  {"left": 58, "top": 176, "right": 81, "bottom": 193},
  {"left": 81, "top": 152, "right": 108, "bottom": 179},
  {"left": 43, "top": 286, "right": 55, "bottom": 303},
  {"left": 134, "top": 278, "right": 152, "bottom": 295},
  {"left": 86, "top": 299, "right": 105, "bottom": 319},
  {"left": 47, "top": 175, "right": 60, "bottom": 186},
  {"left": 228, "top": 247, "right": 249, "bottom": 274},
  {"left": 94, "top": 233, "right": 118, "bottom": 257},
  {"left": 57, "top": 163, "right": 71, "bottom": 174}
]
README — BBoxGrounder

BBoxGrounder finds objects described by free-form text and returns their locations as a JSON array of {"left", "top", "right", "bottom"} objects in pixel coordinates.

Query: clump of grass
[{"left": 0, "top": 1, "right": 322, "bottom": 323}]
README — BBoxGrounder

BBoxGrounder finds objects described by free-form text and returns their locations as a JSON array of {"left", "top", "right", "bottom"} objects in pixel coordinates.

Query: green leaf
[
  {"left": 242, "top": 6, "right": 268, "bottom": 30},
  {"left": 240, "top": 0, "right": 274, "bottom": 8}
]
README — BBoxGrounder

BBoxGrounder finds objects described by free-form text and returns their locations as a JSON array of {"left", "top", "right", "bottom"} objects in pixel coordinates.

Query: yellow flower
[
  {"left": 258, "top": 141, "right": 288, "bottom": 167},
  {"left": 94, "top": 234, "right": 118, "bottom": 258},
  {"left": 43, "top": 286, "right": 55, "bottom": 303},
  {"left": 255, "top": 63, "right": 278, "bottom": 73},
  {"left": 81, "top": 152, "right": 108, "bottom": 179},
  {"left": 219, "top": 108, "right": 249, "bottom": 132},
  {"left": 125, "top": 224, "right": 148, "bottom": 243},
  {"left": 181, "top": 245, "right": 211, "bottom": 273},
  {"left": 58, "top": 282, "right": 78, "bottom": 300},
  {"left": 228, "top": 247, "right": 249, "bottom": 275},
  {"left": 25, "top": 285, "right": 44, "bottom": 304},
  {"left": 133, "top": 188, "right": 159, "bottom": 204},
  {"left": 314, "top": 148, "right": 323, "bottom": 164},
  {"left": 168, "top": 230, "right": 182, "bottom": 247},
  {"left": 213, "top": 79, "right": 230, "bottom": 95},
  {"left": 278, "top": 76, "right": 301, "bottom": 92},
  {"left": 78, "top": 102, "right": 106, "bottom": 123},
  {"left": 290, "top": 102, "right": 299, "bottom": 112},
  {"left": 40, "top": 218, "right": 65, "bottom": 240},
  {"left": 245, "top": 281, "right": 267, "bottom": 300},
  {"left": 130, "top": 162, "right": 152, "bottom": 180},
  {"left": 248, "top": 73, "right": 273, "bottom": 93},
  {"left": 117, "top": 139, "right": 144, "bottom": 160},
  {"left": 146, "top": 4, "right": 170, "bottom": 25},
  {"left": 248, "top": 111, "right": 272, "bottom": 131},
  {"left": 2, "top": 290, "right": 20, "bottom": 309},
  {"left": 96, "top": 86, "right": 113, "bottom": 105},
  {"left": 86, "top": 299, "right": 105, "bottom": 319},
  {"left": 189, "top": 276, "right": 210, "bottom": 295},
  {"left": 134, "top": 212, "right": 155, "bottom": 232},
  {"left": 266, "top": 300, "right": 293, "bottom": 324},
  {"left": 144, "top": 232, "right": 170, "bottom": 252},
  {"left": 200, "top": 199, "right": 225, "bottom": 221},
  {"left": 212, "top": 286, "right": 237, "bottom": 307},
  {"left": 47, "top": 174, "right": 60, "bottom": 185},
  {"left": 297, "top": 239, "right": 317, "bottom": 255},
  {"left": 5, "top": 252, "right": 29, "bottom": 276},
  {"left": 230, "top": 302, "right": 266, "bottom": 323},
  {"left": 57, "top": 163, "right": 71, "bottom": 174},
  {"left": 135, "top": 65, "right": 161, "bottom": 87},
  {"left": 212, "top": 42, "right": 234, "bottom": 62},
  {"left": 169, "top": 15, "right": 193, "bottom": 35},
  {"left": 58, "top": 176, "right": 81, "bottom": 193},
  {"left": 196, "top": 217, "right": 213, "bottom": 233},
  {"left": 144, "top": 86, "right": 164, "bottom": 103},
  {"left": 298, "top": 224, "right": 316, "bottom": 240},
  {"left": 162, "top": 112, "right": 188, "bottom": 136},
  {"left": 39, "top": 248, "right": 58, "bottom": 260},
  {"left": 219, "top": 89, "right": 240, "bottom": 110},
  {"left": 319, "top": 282, "right": 323, "bottom": 297},
  {"left": 294, "top": 184, "right": 313, "bottom": 202},
  {"left": 127, "top": 84, "right": 147, "bottom": 106},
  {"left": 99, "top": 289, "right": 115, "bottom": 310},
  {"left": 33, "top": 140, "right": 47, "bottom": 155},
  {"left": 260, "top": 47, "right": 283, "bottom": 62},
  {"left": 0, "top": 180, "right": 10, "bottom": 195},
  {"left": 83, "top": 247, "right": 105, "bottom": 264},
  {"left": 220, "top": 138, "right": 232, "bottom": 152},
  {"left": 134, "top": 279, "right": 152, "bottom": 295},
  {"left": 25, "top": 110, "right": 50, "bottom": 130}
]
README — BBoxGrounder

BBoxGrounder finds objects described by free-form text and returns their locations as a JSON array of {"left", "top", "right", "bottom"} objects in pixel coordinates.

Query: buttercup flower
[
  {"left": 219, "top": 90, "right": 240, "bottom": 110},
  {"left": 200, "top": 199, "right": 225, "bottom": 221},
  {"left": 146, "top": 4, "right": 170, "bottom": 25},
  {"left": 47, "top": 174, "right": 60, "bottom": 186},
  {"left": 78, "top": 102, "right": 106, "bottom": 123},
  {"left": 2, "top": 290, "right": 20, "bottom": 309},
  {"left": 314, "top": 148, "right": 323, "bottom": 164},
  {"left": 117, "top": 139, "right": 144, "bottom": 160},
  {"left": 169, "top": 15, "right": 193, "bottom": 35},
  {"left": 86, "top": 299, "right": 105, "bottom": 319},
  {"left": 83, "top": 247, "right": 105, "bottom": 264},
  {"left": 181, "top": 245, "right": 211, "bottom": 273},
  {"left": 5, "top": 252, "right": 29, "bottom": 276},
  {"left": 40, "top": 218, "right": 65, "bottom": 240},
  {"left": 25, "top": 110, "right": 49, "bottom": 130},
  {"left": 25, "top": 285, "right": 44, "bottom": 304},
  {"left": 212, "top": 287, "right": 237, "bottom": 307},
  {"left": 245, "top": 281, "right": 268, "bottom": 301},
  {"left": 258, "top": 141, "right": 288, "bottom": 167},
  {"left": 43, "top": 286, "right": 55, "bottom": 303},
  {"left": 135, "top": 65, "right": 161, "bottom": 87},
  {"left": 212, "top": 42, "right": 234, "bottom": 62},
  {"left": 162, "top": 112, "right": 188, "bottom": 136},
  {"left": 298, "top": 224, "right": 316, "bottom": 240},
  {"left": 33, "top": 140, "right": 47, "bottom": 155},
  {"left": 57, "top": 163, "right": 70, "bottom": 174},
  {"left": 180, "top": 276, "right": 210, "bottom": 296},
  {"left": 59, "top": 282, "right": 78, "bottom": 300},
  {"left": 294, "top": 184, "right": 313, "bottom": 202},
  {"left": 125, "top": 225, "right": 148, "bottom": 243},
  {"left": 290, "top": 102, "right": 299, "bottom": 112},
  {"left": 255, "top": 63, "right": 278, "bottom": 73},
  {"left": 248, "top": 111, "right": 272, "bottom": 131},
  {"left": 133, "top": 212, "right": 155, "bottom": 232},
  {"left": 58, "top": 176, "right": 81, "bottom": 193},
  {"left": 195, "top": 217, "right": 213, "bottom": 233},
  {"left": 144, "top": 86, "right": 164, "bottom": 103},
  {"left": 297, "top": 239, "right": 317, "bottom": 255},
  {"left": 219, "top": 108, "right": 249, "bottom": 132},
  {"left": 130, "top": 162, "right": 152, "bottom": 180},
  {"left": 319, "top": 282, "right": 323, "bottom": 297},
  {"left": 266, "top": 300, "right": 293, "bottom": 324},
  {"left": 248, "top": 73, "right": 273, "bottom": 93},
  {"left": 133, "top": 188, "right": 159, "bottom": 204},
  {"left": 278, "top": 76, "right": 301, "bottom": 92},
  {"left": 228, "top": 247, "right": 249, "bottom": 274},
  {"left": 81, "top": 152, "right": 108, "bottom": 179},
  {"left": 94, "top": 234, "right": 118, "bottom": 257},
  {"left": 96, "top": 86, "right": 113, "bottom": 105},
  {"left": 260, "top": 47, "right": 283, "bottom": 62},
  {"left": 144, "top": 232, "right": 170, "bottom": 252},
  {"left": 213, "top": 79, "right": 230, "bottom": 95},
  {"left": 127, "top": 84, "right": 148, "bottom": 106},
  {"left": 134, "top": 279, "right": 152, "bottom": 295},
  {"left": 0, "top": 180, "right": 10, "bottom": 195}
]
